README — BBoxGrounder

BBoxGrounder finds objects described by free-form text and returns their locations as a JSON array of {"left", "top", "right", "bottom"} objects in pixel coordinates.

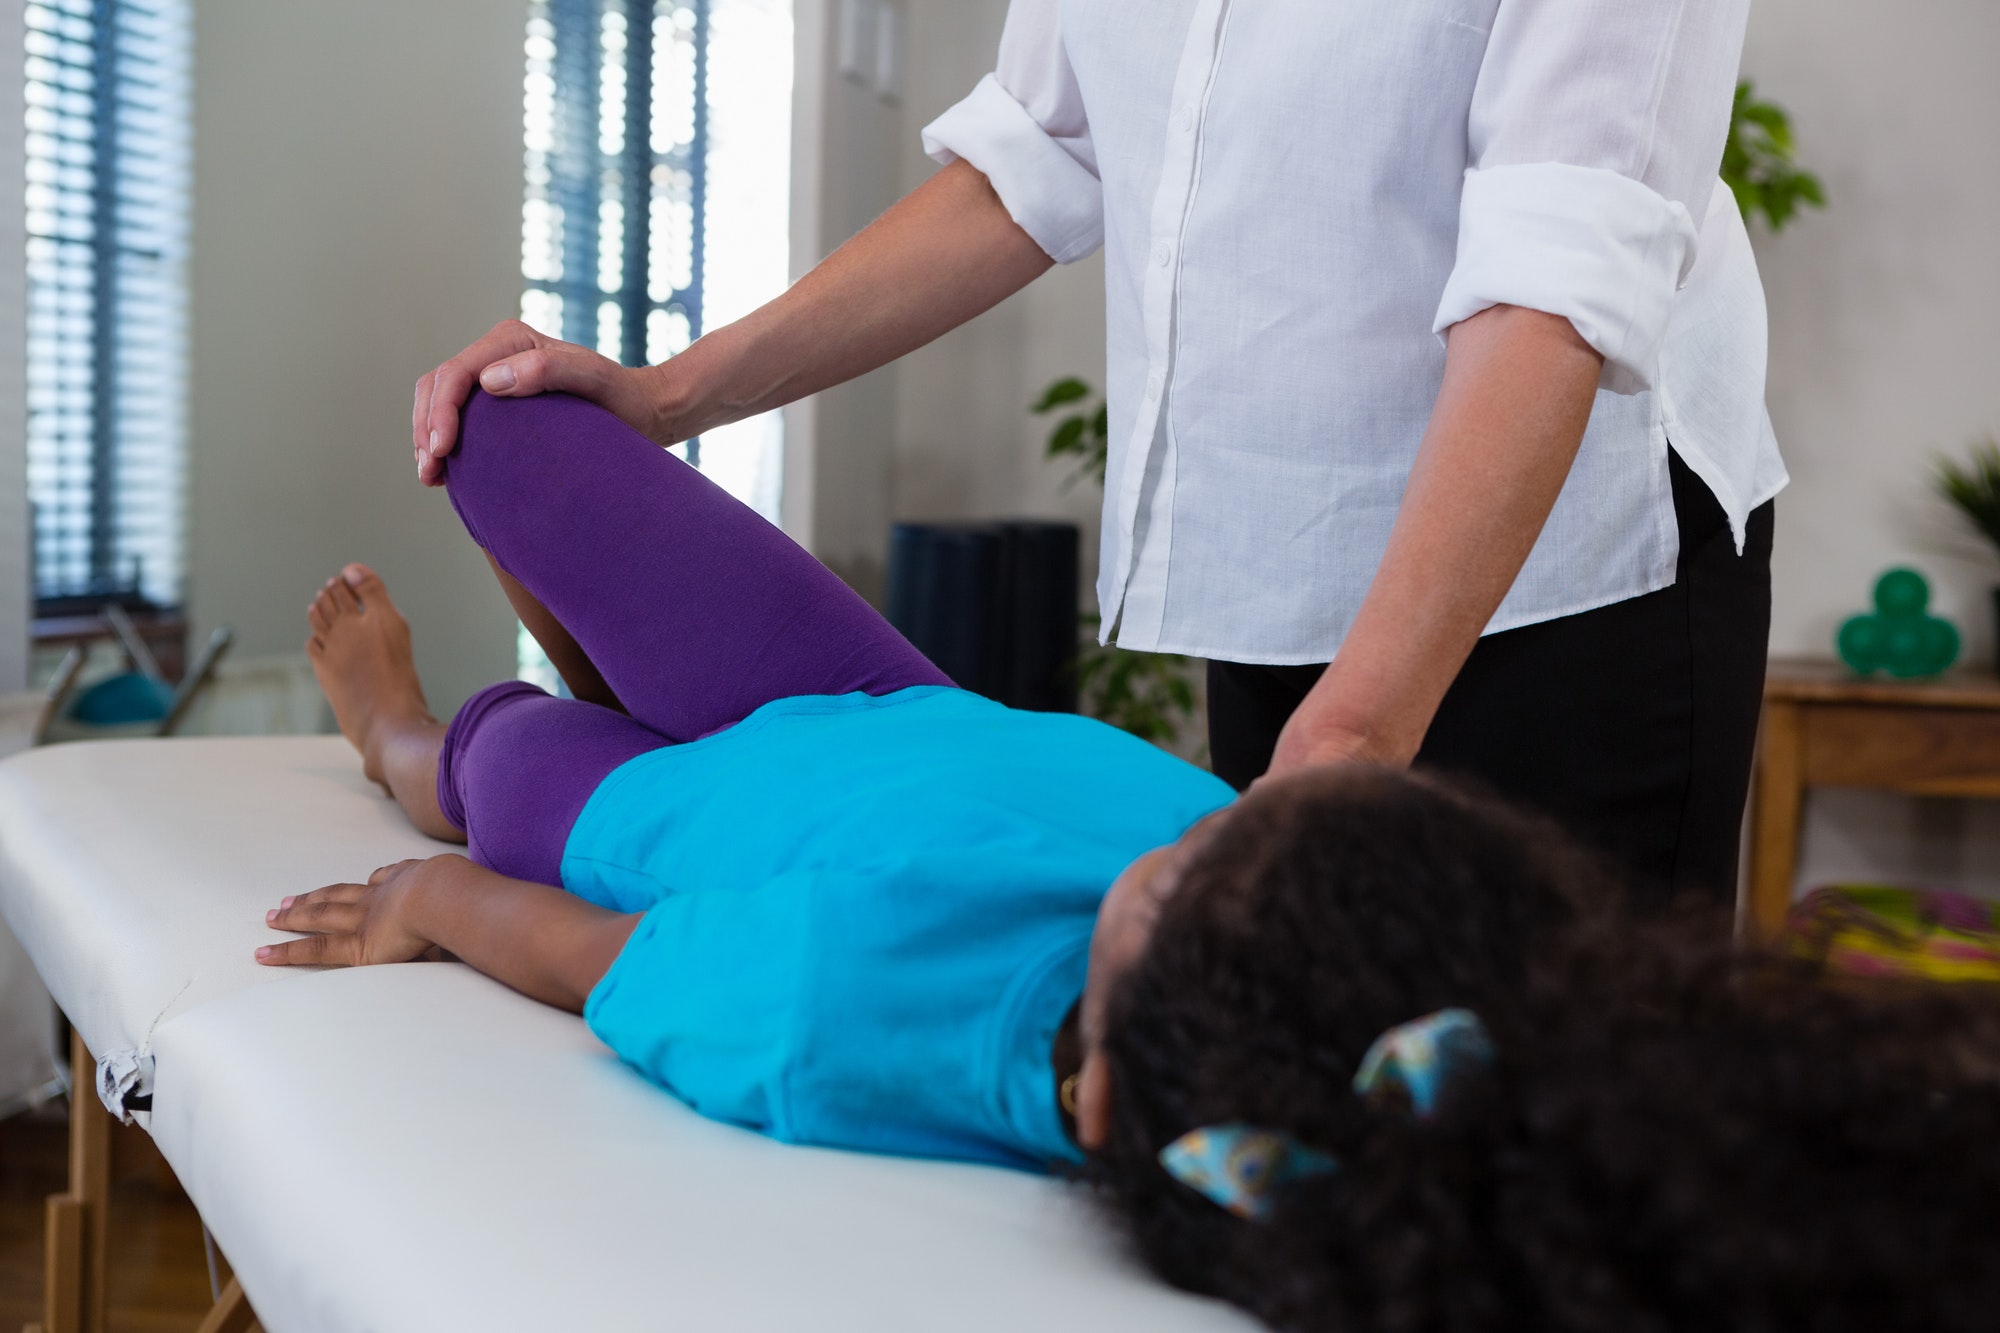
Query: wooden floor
[{"left": 0, "top": 1099, "right": 223, "bottom": 1332}]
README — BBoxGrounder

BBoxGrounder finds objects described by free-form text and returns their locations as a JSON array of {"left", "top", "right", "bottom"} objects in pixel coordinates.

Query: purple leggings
[{"left": 434, "top": 392, "right": 950, "bottom": 885}]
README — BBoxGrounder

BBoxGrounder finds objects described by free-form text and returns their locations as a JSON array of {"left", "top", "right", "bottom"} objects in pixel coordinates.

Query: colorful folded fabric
[{"left": 1785, "top": 884, "right": 2000, "bottom": 983}]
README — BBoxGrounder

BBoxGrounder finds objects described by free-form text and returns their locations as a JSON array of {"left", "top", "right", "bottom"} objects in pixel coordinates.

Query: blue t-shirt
[{"left": 566, "top": 686, "right": 1233, "bottom": 1171}]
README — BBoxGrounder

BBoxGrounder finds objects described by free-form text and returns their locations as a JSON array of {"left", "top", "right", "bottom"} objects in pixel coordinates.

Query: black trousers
[{"left": 1208, "top": 452, "right": 1775, "bottom": 907}]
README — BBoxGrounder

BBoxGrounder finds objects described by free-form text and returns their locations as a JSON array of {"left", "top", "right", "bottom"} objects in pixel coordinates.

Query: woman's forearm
[
  {"left": 410, "top": 856, "right": 640, "bottom": 1013},
  {"left": 416, "top": 160, "right": 1050, "bottom": 477},
  {"left": 652, "top": 159, "right": 1054, "bottom": 442},
  {"left": 1270, "top": 304, "right": 1604, "bottom": 776}
]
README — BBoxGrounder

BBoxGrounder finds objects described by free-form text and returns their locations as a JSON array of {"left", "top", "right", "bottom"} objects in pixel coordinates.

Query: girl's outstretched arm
[{"left": 258, "top": 855, "right": 640, "bottom": 1014}]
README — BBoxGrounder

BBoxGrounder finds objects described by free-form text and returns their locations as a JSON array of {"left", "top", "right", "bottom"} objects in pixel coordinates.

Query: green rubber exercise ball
[
  {"left": 1837, "top": 615, "right": 1883, "bottom": 671},
  {"left": 1873, "top": 568, "right": 1931, "bottom": 617},
  {"left": 1881, "top": 620, "right": 1926, "bottom": 670},
  {"left": 1915, "top": 617, "right": 1961, "bottom": 677},
  {"left": 1837, "top": 567, "right": 1962, "bottom": 679}
]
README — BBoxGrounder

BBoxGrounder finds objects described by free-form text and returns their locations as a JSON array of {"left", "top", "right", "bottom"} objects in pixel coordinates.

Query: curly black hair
[{"left": 1091, "top": 766, "right": 2000, "bottom": 1332}]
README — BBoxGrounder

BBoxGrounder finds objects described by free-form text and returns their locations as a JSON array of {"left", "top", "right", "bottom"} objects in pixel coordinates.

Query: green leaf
[
  {"left": 1936, "top": 437, "right": 2000, "bottom": 555},
  {"left": 1033, "top": 378, "right": 1092, "bottom": 413},
  {"left": 1723, "top": 79, "right": 1827, "bottom": 234},
  {"left": 1047, "top": 416, "right": 1087, "bottom": 458},
  {"left": 1741, "top": 103, "right": 1788, "bottom": 139},
  {"left": 1072, "top": 640, "right": 1202, "bottom": 750}
]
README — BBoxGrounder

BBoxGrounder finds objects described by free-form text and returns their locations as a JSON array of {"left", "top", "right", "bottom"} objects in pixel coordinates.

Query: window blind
[
  {"left": 517, "top": 0, "right": 792, "bottom": 687},
  {"left": 523, "top": 0, "right": 708, "bottom": 464},
  {"left": 24, "top": 0, "right": 190, "bottom": 608}
]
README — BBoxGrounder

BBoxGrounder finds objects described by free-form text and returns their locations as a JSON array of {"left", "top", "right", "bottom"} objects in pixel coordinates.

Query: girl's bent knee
[{"left": 445, "top": 392, "right": 605, "bottom": 511}]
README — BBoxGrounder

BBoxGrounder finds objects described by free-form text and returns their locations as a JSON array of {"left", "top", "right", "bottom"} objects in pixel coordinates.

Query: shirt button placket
[{"left": 1110, "top": 0, "right": 1230, "bottom": 626}]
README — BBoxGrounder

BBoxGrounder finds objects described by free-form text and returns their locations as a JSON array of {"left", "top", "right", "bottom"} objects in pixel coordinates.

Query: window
[
  {"left": 521, "top": 0, "right": 707, "bottom": 417},
  {"left": 518, "top": 0, "right": 788, "bottom": 495},
  {"left": 518, "top": 0, "right": 791, "bottom": 686},
  {"left": 24, "top": 0, "right": 191, "bottom": 611}
]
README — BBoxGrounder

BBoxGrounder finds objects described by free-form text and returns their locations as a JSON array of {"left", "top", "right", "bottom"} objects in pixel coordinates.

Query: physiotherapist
[{"left": 414, "top": 0, "right": 1785, "bottom": 907}]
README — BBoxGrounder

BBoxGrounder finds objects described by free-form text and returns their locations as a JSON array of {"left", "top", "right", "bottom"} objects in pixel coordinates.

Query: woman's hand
[
  {"left": 412, "top": 321, "right": 675, "bottom": 487},
  {"left": 258, "top": 856, "right": 454, "bottom": 968},
  {"left": 1262, "top": 709, "right": 1393, "bottom": 787}
]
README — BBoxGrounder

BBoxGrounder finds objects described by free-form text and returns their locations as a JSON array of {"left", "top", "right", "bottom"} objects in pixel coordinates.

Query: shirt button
[{"left": 1153, "top": 241, "right": 1174, "bottom": 268}]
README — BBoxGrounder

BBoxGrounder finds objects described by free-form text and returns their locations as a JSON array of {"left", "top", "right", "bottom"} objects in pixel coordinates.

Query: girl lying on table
[{"left": 263, "top": 393, "right": 1998, "bottom": 1333}]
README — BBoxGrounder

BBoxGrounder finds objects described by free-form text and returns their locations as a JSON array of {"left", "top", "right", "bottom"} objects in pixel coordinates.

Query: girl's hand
[{"left": 258, "top": 857, "right": 453, "bottom": 968}]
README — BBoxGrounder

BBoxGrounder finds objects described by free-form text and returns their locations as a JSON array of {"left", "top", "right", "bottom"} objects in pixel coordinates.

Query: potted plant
[{"left": 1936, "top": 438, "right": 2000, "bottom": 674}]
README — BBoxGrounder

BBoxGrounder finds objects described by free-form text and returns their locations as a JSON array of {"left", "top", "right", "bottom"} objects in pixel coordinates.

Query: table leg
[
  {"left": 193, "top": 1278, "right": 257, "bottom": 1333},
  {"left": 41, "top": 1030, "right": 110, "bottom": 1333},
  {"left": 1746, "top": 699, "right": 1806, "bottom": 941}
]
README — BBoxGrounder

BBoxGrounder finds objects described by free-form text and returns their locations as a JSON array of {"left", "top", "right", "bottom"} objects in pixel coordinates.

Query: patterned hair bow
[
  {"left": 1156, "top": 1124, "right": 1340, "bottom": 1221},
  {"left": 1352, "top": 1006, "right": 1495, "bottom": 1117},
  {"left": 1157, "top": 1007, "right": 1494, "bottom": 1221}
]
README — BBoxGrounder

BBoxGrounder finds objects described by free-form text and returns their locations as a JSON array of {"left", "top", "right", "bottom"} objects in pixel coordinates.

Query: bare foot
[{"left": 306, "top": 563, "right": 433, "bottom": 788}]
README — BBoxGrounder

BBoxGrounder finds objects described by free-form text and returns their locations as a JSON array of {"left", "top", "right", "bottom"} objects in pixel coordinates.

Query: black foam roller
[{"left": 886, "top": 520, "right": 1081, "bottom": 709}]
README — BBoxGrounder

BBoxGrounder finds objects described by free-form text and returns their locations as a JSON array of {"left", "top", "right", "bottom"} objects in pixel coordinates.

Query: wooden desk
[{"left": 1746, "top": 658, "right": 2000, "bottom": 937}]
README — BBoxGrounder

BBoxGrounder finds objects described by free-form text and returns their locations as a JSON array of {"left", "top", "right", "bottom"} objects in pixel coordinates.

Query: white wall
[
  {"left": 0, "top": 0, "right": 25, "bottom": 695},
  {"left": 785, "top": 0, "right": 909, "bottom": 601},
  {"left": 784, "top": 0, "right": 1105, "bottom": 601},
  {"left": 186, "top": 0, "right": 522, "bottom": 719},
  {"left": 891, "top": 0, "right": 1105, "bottom": 588},
  {"left": 1746, "top": 0, "right": 2000, "bottom": 893},
  {"left": 1752, "top": 0, "right": 2000, "bottom": 661}
]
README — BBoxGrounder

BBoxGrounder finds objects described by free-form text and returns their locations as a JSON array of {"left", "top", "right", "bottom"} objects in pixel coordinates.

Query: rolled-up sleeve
[
  {"left": 920, "top": 0, "right": 1104, "bottom": 264},
  {"left": 1433, "top": 0, "right": 1750, "bottom": 392}
]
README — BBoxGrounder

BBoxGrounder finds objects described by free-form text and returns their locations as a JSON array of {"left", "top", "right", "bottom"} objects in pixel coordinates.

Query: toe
[
  {"left": 342, "top": 563, "right": 386, "bottom": 602},
  {"left": 328, "top": 577, "right": 361, "bottom": 615},
  {"left": 307, "top": 600, "right": 331, "bottom": 634},
  {"left": 306, "top": 633, "right": 324, "bottom": 658}
]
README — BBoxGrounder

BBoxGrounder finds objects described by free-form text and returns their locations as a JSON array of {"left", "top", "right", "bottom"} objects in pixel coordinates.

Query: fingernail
[
  {"left": 428, "top": 428, "right": 441, "bottom": 455},
  {"left": 281, "top": 896, "right": 295, "bottom": 909},
  {"left": 266, "top": 909, "right": 277, "bottom": 922},
  {"left": 255, "top": 947, "right": 272, "bottom": 960},
  {"left": 482, "top": 364, "right": 517, "bottom": 392}
]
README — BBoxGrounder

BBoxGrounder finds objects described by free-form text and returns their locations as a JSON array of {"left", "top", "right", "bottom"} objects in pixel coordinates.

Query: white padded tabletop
[
  {"left": 0, "top": 738, "right": 444, "bottom": 1101},
  {"left": 0, "top": 737, "right": 1253, "bottom": 1332}
]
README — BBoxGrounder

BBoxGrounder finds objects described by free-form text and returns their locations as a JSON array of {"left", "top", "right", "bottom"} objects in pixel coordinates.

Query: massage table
[
  {"left": 0, "top": 700, "right": 61, "bottom": 1116},
  {"left": 0, "top": 736, "right": 1253, "bottom": 1333}
]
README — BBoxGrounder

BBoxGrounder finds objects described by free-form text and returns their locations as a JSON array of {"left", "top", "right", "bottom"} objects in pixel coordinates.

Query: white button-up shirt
[{"left": 924, "top": 0, "right": 1789, "bottom": 663}]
